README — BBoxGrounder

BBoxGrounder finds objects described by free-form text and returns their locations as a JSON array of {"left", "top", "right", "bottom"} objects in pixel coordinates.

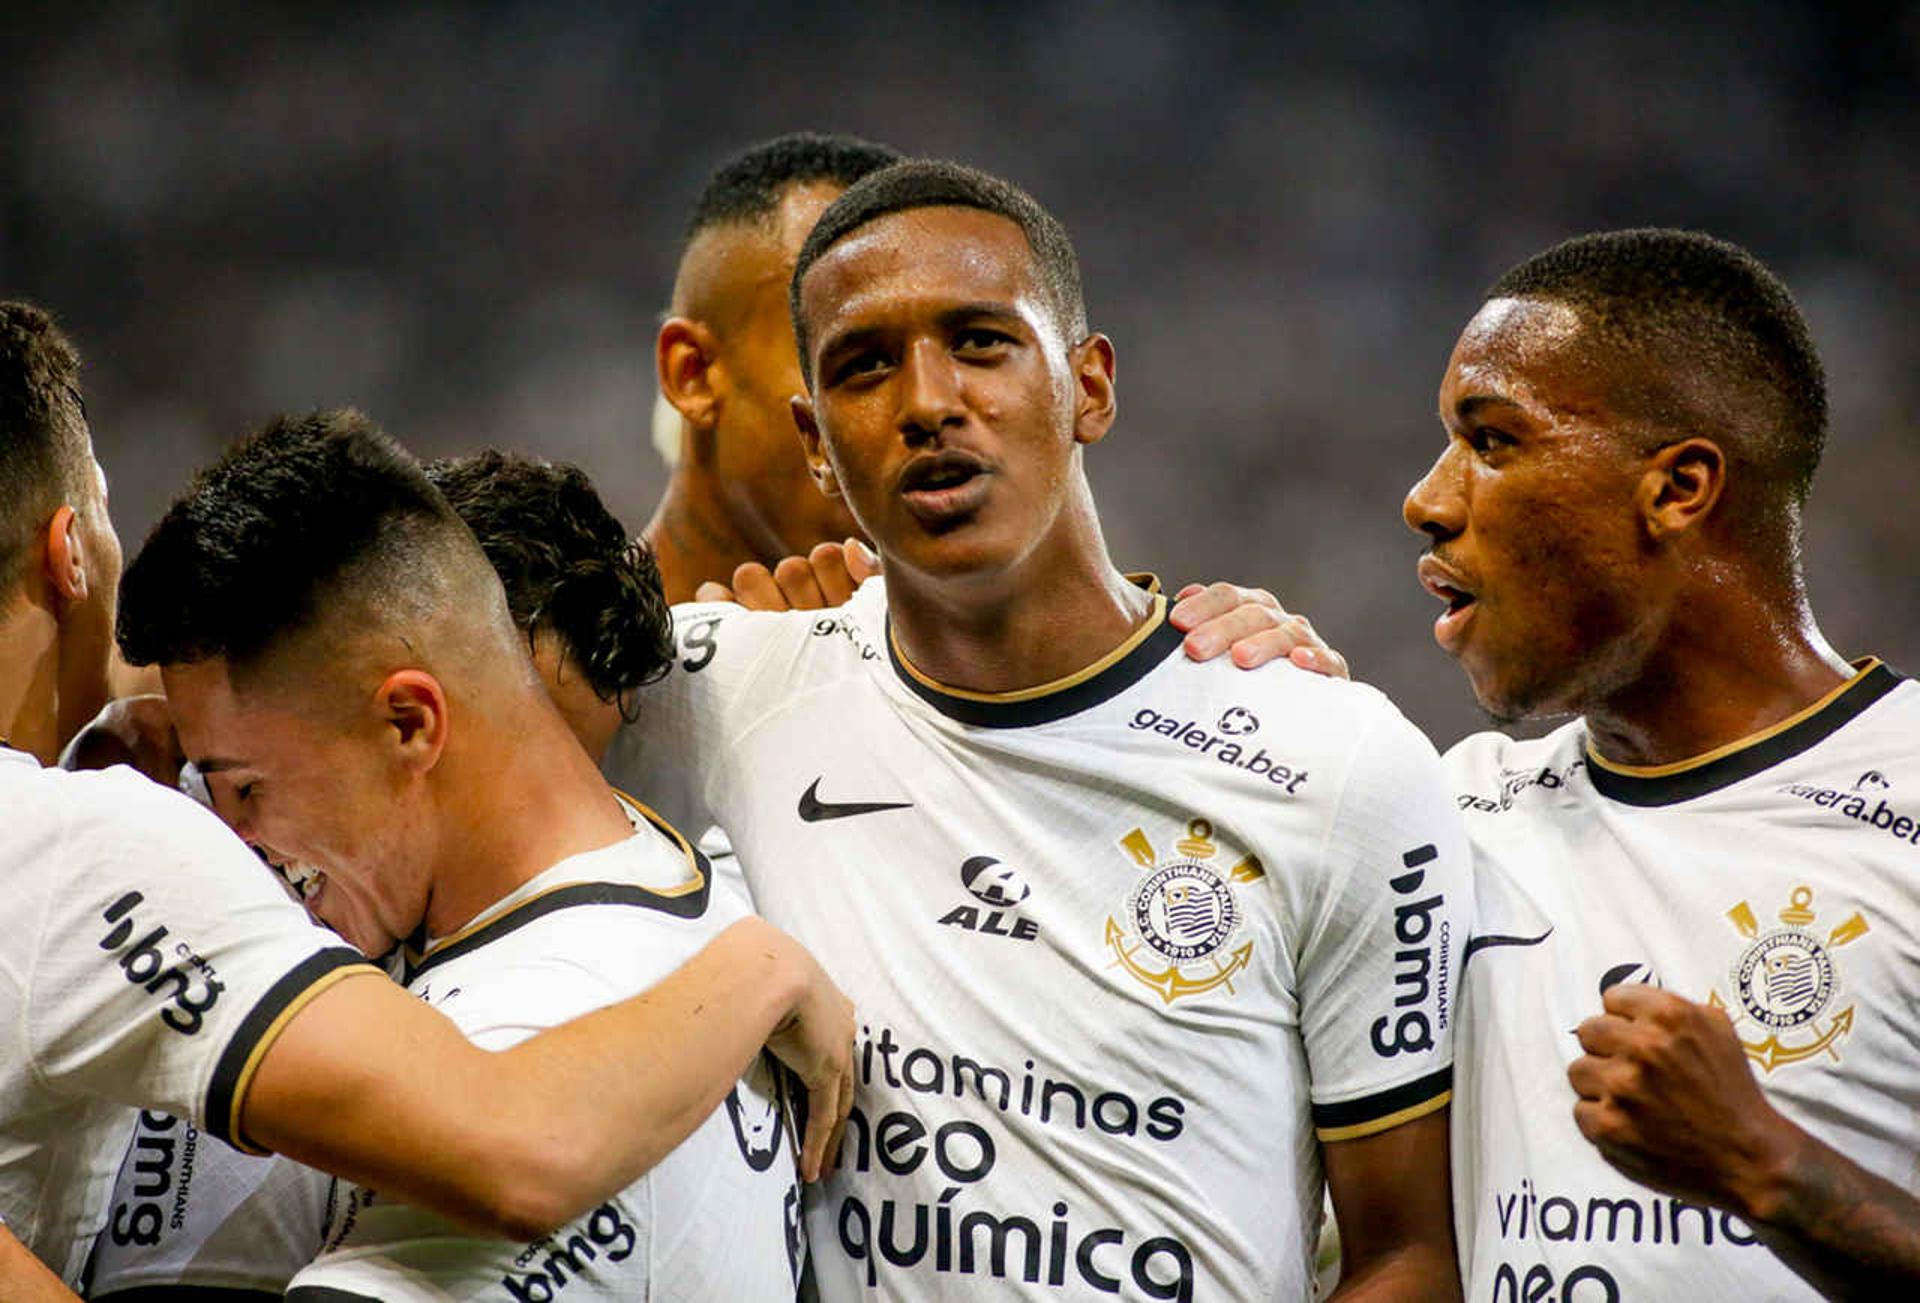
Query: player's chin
[
  {"left": 1464, "top": 658, "right": 1563, "bottom": 728},
  {"left": 883, "top": 514, "right": 1010, "bottom": 576}
]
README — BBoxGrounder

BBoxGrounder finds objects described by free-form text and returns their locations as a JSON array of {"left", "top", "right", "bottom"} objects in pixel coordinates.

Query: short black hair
[
  {"left": 0, "top": 301, "right": 92, "bottom": 584},
  {"left": 1488, "top": 228, "right": 1828, "bottom": 509},
  {"left": 789, "top": 159, "right": 1089, "bottom": 377},
  {"left": 119, "top": 409, "right": 467, "bottom": 669},
  {"left": 425, "top": 451, "right": 672, "bottom": 712},
  {"left": 686, "top": 132, "right": 902, "bottom": 240}
]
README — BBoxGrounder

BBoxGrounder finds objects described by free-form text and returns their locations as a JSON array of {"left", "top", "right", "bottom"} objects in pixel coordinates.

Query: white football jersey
[
  {"left": 603, "top": 580, "right": 1472, "bottom": 1301},
  {"left": 1449, "top": 660, "right": 1920, "bottom": 1301},
  {"left": 86, "top": 1116, "right": 330, "bottom": 1299},
  {"left": 284, "top": 801, "right": 804, "bottom": 1302},
  {"left": 0, "top": 746, "right": 371, "bottom": 1284}
]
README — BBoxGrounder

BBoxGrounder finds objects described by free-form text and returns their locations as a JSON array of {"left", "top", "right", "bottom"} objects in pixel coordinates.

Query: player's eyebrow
[
  {"left": 819, "top": 300, "right": 1029, "bottom": 361},
  {"left": 1451, "top": 393, "right": 1526, "bottom": 422},
  {"left": 191, "top": 756, "right": 251, "bottom": 774},
  {"left": 937, "top": 301, "right": 1025, "bottom": 327}
]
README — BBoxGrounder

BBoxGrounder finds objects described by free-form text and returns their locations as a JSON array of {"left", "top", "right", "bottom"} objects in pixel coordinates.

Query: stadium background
[{"left": 2, "top": 1, "right": 1914, "bottom": 744}]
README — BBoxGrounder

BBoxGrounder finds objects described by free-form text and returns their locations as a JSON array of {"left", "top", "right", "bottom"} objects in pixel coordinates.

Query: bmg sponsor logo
[
  {"left": 106, "top": 1110, "right": 197, "bottom": 1248},
  {"left": 98, "top": 892, "right": 223, "bottom": 1036},
  {"left": 1371, "top": 845, "right": 1450, "bottom": 1058},
  {"left": 501, "top": 1203, "right": 638, "bottom": 1299}
]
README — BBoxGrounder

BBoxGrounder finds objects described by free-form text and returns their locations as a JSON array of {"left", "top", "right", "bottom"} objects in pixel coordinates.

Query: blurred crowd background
[{"left": 3, "top": 1, "right": 1914, "bottom": 744}]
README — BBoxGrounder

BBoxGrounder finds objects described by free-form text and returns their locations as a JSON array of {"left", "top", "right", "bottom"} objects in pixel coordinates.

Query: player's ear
[
  {"left": 792, "top": 395, "right": 841, "bottom": 499},
  {"left": 41, "top": 504, "right": 92, "bottom": 606},
  {"left": 1638, "top": 438, "right": 1725, "bottom": 541},
  {"left": 657, "top": 317, "right": 724, "bottom": 435},
  {"left": 1069, "top": 333, "right": 1117, "bottom": 447},
  {"left": 376, "top": 670, "right": 449, "bottom": 775}
]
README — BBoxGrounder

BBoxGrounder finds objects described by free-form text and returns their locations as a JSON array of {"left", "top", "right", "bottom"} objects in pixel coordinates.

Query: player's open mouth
[
  {"left": 259, "top": 846, "right": 327, "bottom": 910},
  {"left": 1417, "top": 557, "right": 1478, "bottom": 651},
  {"left": 898, "top": 451, "right": 992, "bottom": 527}
]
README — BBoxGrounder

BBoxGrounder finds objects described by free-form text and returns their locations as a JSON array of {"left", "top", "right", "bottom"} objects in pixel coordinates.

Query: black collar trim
[
  {"left": 1586, "top": 661, "right": 1904, "bottom": 807},
  {"left": 889, "top": 597, "right": 1184, "bottom": 729},
  {"left": 404, "top": 803, "right": 711, "bottom": 982}
]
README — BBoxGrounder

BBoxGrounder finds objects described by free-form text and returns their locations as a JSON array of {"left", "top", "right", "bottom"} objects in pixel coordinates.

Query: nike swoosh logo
[
  {"left": 797, "top": 778, "right": 913, "bottom": 822},
  {"left": 1459, "top": 928, "right": 1553, "bottom": 979}
]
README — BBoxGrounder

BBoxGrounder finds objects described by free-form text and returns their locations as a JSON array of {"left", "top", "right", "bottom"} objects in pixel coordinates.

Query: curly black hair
[{"left": 425, "top": 451, "right": 673, "bottom": 714}]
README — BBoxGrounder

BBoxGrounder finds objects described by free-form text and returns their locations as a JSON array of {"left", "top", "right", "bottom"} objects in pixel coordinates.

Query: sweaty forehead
[
  {"left": 1441, "top": 296, "right": 1614, "bottom": 419},
  {"left": 801, "top": 206, "right": 1049, "bottom": 338}
]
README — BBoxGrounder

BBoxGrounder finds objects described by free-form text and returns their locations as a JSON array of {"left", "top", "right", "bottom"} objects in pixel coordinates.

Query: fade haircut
[
  {"left": 1488, "top": 229, "right": 1828, "bottom": 527},
  {"left": 426, "top": 451, "right": 673, "bottom": 715},
  {"left": 0, "top": 301, "right": 93, "bottom": 584},
  {"left": 789, "top": 160, "right": 1089, "bottom": 378},
  {"left": 119, "top": 409, "right": 491, "bottom": 672},
  {"left": 686, "top": 132, "right": 902, "bottom": 241}
]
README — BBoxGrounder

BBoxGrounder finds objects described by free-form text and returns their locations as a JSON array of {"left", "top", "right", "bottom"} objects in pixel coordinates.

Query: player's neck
[
  {"left": 1583, "top": 585, "right": 1853, "bottom": 769},
  {"left": 421, "top": 701, "right": 635, "bottom": 940},
  {"left": 0, "top": 602, "right": 60, "bottom": 763},
  {"left": 886, "top": 526, "right": 1154, "bottom": 696},
  {"left": 643, "top": 466, "right": 763, "bottom": 604}
]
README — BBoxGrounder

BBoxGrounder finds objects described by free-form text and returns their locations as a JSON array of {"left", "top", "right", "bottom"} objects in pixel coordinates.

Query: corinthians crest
[
  {"left": 1709, "top": 885, "right": 1870, "bottom": 1073},
  {"left": 1104, "top": 817, "right": 1258, "bottom": 1004}
]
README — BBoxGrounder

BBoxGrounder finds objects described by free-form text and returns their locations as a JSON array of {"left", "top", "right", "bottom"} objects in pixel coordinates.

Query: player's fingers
[
  {"left": 1286, "top": 644, "right": 1352, "bottom": 679},
  {"left": 825, "top": 1052, "right": 855, "bottom": 1175},
  {"left": 845, "top": 537, "right": 881, "bottom": 585},
  {"left": 1566, "top": 1053, "right": 1613, "bottom": 1101},
  {"left": 1572, "top": 1098, "right": 1615, "bottom": 1146},
  {"left": 799, "top": 1081, "right": 832, "bottom": 1181},
  {"left": 1169, "top": 581, "right": 1284, "bottom": 634},
  {"left": 1181, "top": 602, "right": 1289, "bottom": 662},
  {"left": 1174, "top": 583, "right": 1205, "bottom": 602},
  {"left": 807, "top": 542, "right": 858, "bottom": 607},
  {"left": 773, "top": 555, "right": 830, "bottom": 611},
  {"left": 1601, "top": 980, "right": 1679, "bottom": 1020},
  {"left": 1573, "top": 1012, "right": 1636, "bottom": 1056},
  {"left": 693, "top": 580, "right": 735, "bottom": 603},
  {"left": 731, "top": 563, "right": 790, "bottom": 611}
]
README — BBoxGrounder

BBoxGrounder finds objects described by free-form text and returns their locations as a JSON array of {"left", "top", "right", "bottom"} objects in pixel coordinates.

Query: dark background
[{"left": 4, "top": 1, "right": 1915, "bottom": 744}]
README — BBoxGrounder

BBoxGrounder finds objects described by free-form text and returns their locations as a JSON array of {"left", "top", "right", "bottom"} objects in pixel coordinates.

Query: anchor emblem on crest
[
  {"left": 1709, "top": 885, "right": 1869, "bottom": 1073},
  {"left": 1104, "top": 818, "right": 1258, "bottom": 1004}
]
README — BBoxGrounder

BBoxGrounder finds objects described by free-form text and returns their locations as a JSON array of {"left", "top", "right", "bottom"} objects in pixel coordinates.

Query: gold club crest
[
  {"left": 1708, "top": 885, "right": 1869, "bottom": 1073},
  {"left": 1104, "top": 818, "right": 1258, "bottom": 1004}
]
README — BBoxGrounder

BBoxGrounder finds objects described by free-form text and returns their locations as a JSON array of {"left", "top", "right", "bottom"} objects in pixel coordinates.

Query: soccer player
[
  {"left": 115, "top": 411, "right": 815, "bottom": 1299},
  {"left": 87, "top": 450, "right": 684, "bottom": 1300},
  {"left": 648, "top": 131, "right": 899, "bottom": 603},
  {"left": 1412, "top": 230, "right": 1920, "bottom": 1299},
  {"left": 0, "top": 300, "right": 853, "bottom": 1285},
  {"left": 604, "top": 160, "right": 1472, "bottom": 1300},
  {"left": 1196, "top": 229, "right": 1920, "bottom": 1297}
]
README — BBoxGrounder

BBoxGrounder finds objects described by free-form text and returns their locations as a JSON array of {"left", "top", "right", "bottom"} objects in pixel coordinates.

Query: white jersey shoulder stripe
[{"left": 204, "top": 948, "right": 377, "bottom": 1153}]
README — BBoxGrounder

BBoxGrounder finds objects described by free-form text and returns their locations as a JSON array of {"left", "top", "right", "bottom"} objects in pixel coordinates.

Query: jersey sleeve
[
  {"left": 1296, "top": 704, "right": 1473, "bottom": 1143},
  {"left": 602, "top": 600, "right": 802, "bottom": 834},
  {"left": 24, "top": 769, "right": 373, "bottom": 1152}
]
